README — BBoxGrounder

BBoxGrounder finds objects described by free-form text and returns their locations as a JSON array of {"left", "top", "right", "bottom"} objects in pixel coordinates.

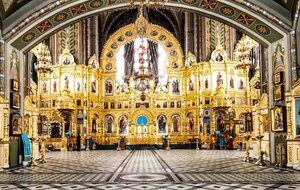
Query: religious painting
[
  {"left": 76, "top": 99, "right": 81, "bottom": 106},
  {"left": 63, "top": 75, "right": 70, "bottom": 90},
  {"left": 105, "top": 78, "right": 113, "bottom": 95},
  {"left": 294, "top": 98, "right": 300, "bottom": 137},
  {"left": 11, "top": 79, "right": 19, "bottom": 91},
  {"left": 172, "top": 114, "right": 180, "bottom": 133},
  {"left": 172, "top": 62, "right": 179, "bottom": 69},
  {"left": 52, "top": 100, "right": 56, "bottom": 107},
  {"left": 229, "top": 77, "right": 234, "bottom": 89},
  {"left": 177, "top": 101, "right": 181, "bottom": 108},
  {"left": 239, "top": 78, "right": 245, "bottom": 90},
  {"left": 136, "top": 103, "right": 141, "bottom": 108},
  {"left": 92, "top": 119, "right": 97, "bottom": 133},
  {"left": 11, "top": 93, "right": 20, "bottom": 109},
  {"left": 62, "top": 55, "right": 72, "bottom": 65},
  {"left": 245, "top": 113, "right": 253, "bottom": 132},
  {"left": 53, "top": 80, "right": 58, "bottom": 93},
  {"left": 11, "top": 114, "right": 21, "bottom": 135},
  {"left": 10, "top": 50, "right": 19, "bottom": 81},
  {"left": 118, "top": 103, "right": 122, "bottom": 109},
  {"left": 189, "top": 115, "right": 195, "bottom": 132},
  {"left": 237, "top": 124, "right": 245, "bottom": 133},
  {"left": 274, "top": 85, "right": 284, "bottom": 101},
  {"left": 205, "top": 77, "right": 209, "bottom": 89},
  {"left": 124, "top": 102, "right": 129, "bottom": 109},
  {"left": 104, "top": 102, "right": 108, "bottom": 109},
  {"left": 271, "top": 106, "right": 285, "bottom": 132},
  {"left": 163, "top": 102, "right": 167, "bottom": 108},
  {"left": 91, "top": 81, "right": 96, "bottom": 93},
  {"left": 156, "top": 102, "right": 161, "bottom": 108},
  {"left": 42, "top": 81, "right": 47, "bottom": 93},
  {"left": 171, "top": 77, "right": 180, "bottom": 94},
  {"left": 105, "top": 115, "right": 114, "bottom": 134},
  {"left": 76, "top": 80, "right": 81, "bottom": 92},
  {"left": 215, "top": 71, "right": 224, "bottom": 87},
  {"left": 274, "top": 72, "right": 284, "bottom": 85},
  {"left": 157, "top": 115, "right": 167, "bottom": 134},
  {"left": 215, "top": 52, "right": 224, "bottom": 62},
  {"left": 205, "top": 97, "right": 210, "bottom": 105},
  {"left": 188, "top": 75, "right": 194, "bottom": 91},
  {"left": 170, "top": 101, "right": 174, "bottom": 108},
  {"left": 118, "top": 115, "right": 128, "bottom": 135}
]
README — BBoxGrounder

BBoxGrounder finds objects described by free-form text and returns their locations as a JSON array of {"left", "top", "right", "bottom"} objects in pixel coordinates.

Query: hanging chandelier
[
  {"left": 234, "top": 35, "right": 258, "bottom": 69},
  {"left": 131, "top": 3, "right": 156, "bottom": 101},
  {"left": 31, "top": 43, "right": 53, "bottom": 73}
]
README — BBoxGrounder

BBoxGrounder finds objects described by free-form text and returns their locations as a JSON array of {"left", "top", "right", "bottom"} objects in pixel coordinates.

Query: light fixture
[
  {"left": 234, "top": 35, "right": 258, "bottom": 69},
  {"left": 132, "top": 3, "right": 155, "bottom": 101},
  {"left": 32, "top": 43, "right": 53, "bottom": 73}
]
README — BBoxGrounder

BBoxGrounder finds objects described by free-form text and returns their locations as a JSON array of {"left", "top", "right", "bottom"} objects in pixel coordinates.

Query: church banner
[{"left": 21, "top": 133, "right": 31, "bottom": 162}]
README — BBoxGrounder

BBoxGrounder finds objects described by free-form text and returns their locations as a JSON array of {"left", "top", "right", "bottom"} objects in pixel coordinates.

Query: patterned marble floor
[{"left": 1, "top": 149, "right": 300, "bottom": 189}]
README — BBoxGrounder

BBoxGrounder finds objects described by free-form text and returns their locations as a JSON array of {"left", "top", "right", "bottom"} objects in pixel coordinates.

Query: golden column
[{"left": 0, "top": 95, "right": 10, "bottom": 170}]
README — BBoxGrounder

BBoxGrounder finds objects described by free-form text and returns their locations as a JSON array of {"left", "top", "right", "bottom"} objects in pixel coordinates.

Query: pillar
[{"left": 0, "top": 96, "right": 10, "bottom": 169}]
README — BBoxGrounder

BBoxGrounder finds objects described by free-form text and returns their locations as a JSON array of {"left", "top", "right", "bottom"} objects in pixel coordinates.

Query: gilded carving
[{"left": 288, "top": 145, "right": 292, "bottom": 163}]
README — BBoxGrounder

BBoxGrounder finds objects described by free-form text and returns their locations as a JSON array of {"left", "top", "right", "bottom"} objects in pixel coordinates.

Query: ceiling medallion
[
  {"left": 220, "top": 6, "right": 235, "bottom": 17},
  {"left": 89, "top": 0, "right": 104, "bottom": 8},
  {"left": 22, "top": 32, "right": 36, "bottom": 42},
  {"left": 255, "top": 25, "right": 271, "bottom": 36},
  {"left": 54, "top": 13, "right": 68, "bottom": 22},
  {"left": 105, "top": 63, "right": 112, "bottom": 70}
]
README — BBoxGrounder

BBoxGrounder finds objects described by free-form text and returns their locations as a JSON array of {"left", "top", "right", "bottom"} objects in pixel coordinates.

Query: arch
[
  {"left": 100, "top": 13, "right": 184, "bottom": 71},
  {"left": 132, "top": 108, "right": 155, "bottom": 123},
  {"left": 5, "top": 1, "right": 287, "bottom": 52}
]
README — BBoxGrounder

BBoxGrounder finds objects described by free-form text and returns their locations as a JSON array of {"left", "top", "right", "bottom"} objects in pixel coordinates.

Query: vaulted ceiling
[
  {"left": 0, "top": 0, "right": 298, "bottom": 27},
  {"left": 0, "top": 0, "right": 299, "bottom": 51}
]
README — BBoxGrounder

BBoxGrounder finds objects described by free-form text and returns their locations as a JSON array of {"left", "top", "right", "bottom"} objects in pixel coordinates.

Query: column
[
  {"left": 0, "top": 97, "right": 10, "bottom": 169},
  {"left": 32, "top": 111, "right": 39, "bottom": 159}
]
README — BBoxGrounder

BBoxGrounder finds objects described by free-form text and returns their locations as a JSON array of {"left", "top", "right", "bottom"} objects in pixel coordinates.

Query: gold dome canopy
[
  {"left": 211, "top": 85, "right": 232, "bottom": 110},
  {"left": 56, "top": 89, "right": 75, "bottom": 112}
]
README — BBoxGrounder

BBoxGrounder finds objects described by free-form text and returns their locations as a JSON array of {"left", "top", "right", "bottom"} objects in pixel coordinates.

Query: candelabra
[
  {"left": 243, "top": 132, "right": 252, "bottom": 162},
  {"left": 255, "top": 134, "right": 266, "bottom": 166},
  {"left": 28, "top": 137, "right": 38, "bottom": 166},
  {"left": 39, "top": 135, "right": 49, "bottom": 163}
]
